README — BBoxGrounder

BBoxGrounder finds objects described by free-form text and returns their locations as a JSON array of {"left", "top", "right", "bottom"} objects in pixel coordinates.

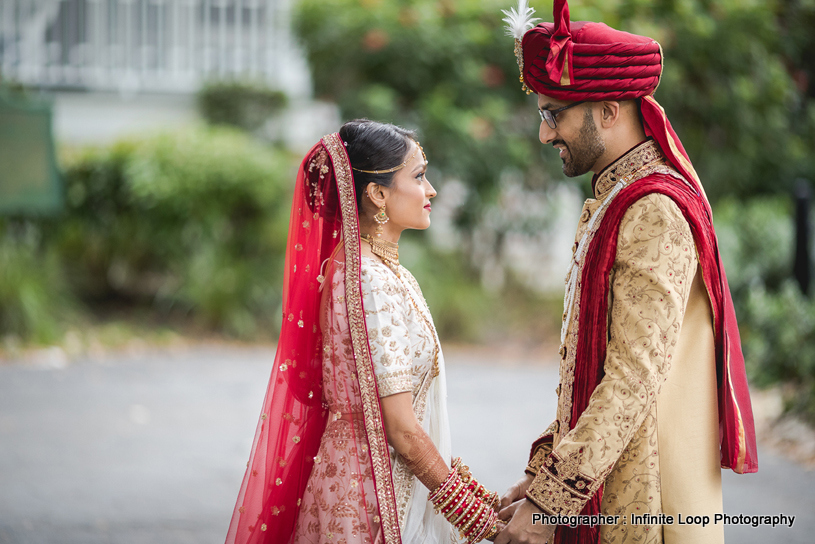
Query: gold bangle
[
  {"left": 473, "top": 510, "right": 499, "bottom": 543},
  {"left": 440, "top": 483, "right": 465, "bottom": 513},
  {"left": 483, "top": 518, "right": 503, "bottom": 542},
  {"left": 461, "top": 501, "right": 485, "bottom": 537}
]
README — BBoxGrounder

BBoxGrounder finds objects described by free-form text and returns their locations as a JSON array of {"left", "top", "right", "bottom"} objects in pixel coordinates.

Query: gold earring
[{"left": 374, "top": 205, "right": 389, "bottom": 237}]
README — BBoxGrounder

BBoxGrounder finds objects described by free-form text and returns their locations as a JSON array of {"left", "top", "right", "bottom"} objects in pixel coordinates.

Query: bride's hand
[{"left": 499, "top": 473, "right": 535, "bottom": 512}]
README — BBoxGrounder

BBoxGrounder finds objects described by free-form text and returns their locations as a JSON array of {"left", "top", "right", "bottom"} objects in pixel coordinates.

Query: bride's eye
[{"left": 416, "top": 171, "right": 426, "bottom": 180}]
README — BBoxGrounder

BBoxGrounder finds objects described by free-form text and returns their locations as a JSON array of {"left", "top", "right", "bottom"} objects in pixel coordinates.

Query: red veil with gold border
[{"left": 225, "top": 133, "right": 402, "bottom": 544}]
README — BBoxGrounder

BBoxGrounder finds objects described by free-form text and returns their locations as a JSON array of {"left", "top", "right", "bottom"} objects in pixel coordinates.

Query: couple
[{"left": 226, "top": 2, "right": 758, "bottom": 543}]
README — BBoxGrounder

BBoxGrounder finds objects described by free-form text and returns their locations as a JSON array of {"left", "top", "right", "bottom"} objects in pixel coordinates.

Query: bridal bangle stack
[{"left": 429, "top": 457, "right": 502, "bottom": 542}]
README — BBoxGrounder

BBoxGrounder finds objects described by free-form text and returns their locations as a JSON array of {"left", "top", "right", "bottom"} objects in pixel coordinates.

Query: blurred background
[{"left": 0, "top": 0, "right": 814, "bottom": 541}]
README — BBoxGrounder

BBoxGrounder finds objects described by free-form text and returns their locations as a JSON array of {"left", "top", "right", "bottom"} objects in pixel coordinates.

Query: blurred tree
[
  {"left": 618, "top": 0, "right": 815, "bottom": 201},
  {"left": 294, "top": 0, "right": 815, "bottom": 207},
  {"left": 295, "top": 0, "right": 553, "bottom": 229}
]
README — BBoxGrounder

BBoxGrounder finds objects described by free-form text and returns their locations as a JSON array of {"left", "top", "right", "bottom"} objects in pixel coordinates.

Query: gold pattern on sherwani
[
  {"left": 554, "top": 141, "right": 683, "bottom": 441},
  {"left": 527, "top": 140, "right": 723, "bottom": 543},
  {"left": 529, "top": 191, "right": 696, "bottom": 514}
]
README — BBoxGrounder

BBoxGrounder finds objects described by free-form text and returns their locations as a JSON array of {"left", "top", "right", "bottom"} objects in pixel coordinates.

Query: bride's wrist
[{"left": 429, "top": 457, "right": 500, "bottom": 543}]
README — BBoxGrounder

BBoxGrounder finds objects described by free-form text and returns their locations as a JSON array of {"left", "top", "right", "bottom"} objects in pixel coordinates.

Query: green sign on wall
[{"left": 0, "top": 90, "right": 62, "bottom": 215}]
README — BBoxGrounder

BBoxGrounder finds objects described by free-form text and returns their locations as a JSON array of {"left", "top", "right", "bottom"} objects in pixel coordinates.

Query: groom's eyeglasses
[{"left": 539, "top": 101, "right": 586, "bottom": 129}]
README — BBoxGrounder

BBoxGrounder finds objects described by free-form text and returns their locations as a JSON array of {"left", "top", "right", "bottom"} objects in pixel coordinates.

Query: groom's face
[{"left": 537, "top": 94, "right": 606, "bottom": 177}]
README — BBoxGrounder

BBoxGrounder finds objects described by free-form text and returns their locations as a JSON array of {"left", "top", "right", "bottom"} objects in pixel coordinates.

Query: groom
[{"left": 495, "top": 2, "right": 758, "bottom": 543}]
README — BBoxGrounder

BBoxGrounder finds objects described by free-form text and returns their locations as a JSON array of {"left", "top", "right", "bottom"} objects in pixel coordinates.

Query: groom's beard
[{"left": 556, "top": 108, "right": 605, "bottom": 178}]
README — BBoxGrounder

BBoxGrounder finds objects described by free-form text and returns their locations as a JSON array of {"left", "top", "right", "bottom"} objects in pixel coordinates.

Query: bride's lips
[{"left": 424, "top": 204, "right": 432, "bottom": 211}]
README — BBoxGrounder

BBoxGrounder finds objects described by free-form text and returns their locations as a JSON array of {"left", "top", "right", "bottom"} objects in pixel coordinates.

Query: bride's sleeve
[{"left": 361, "top": 265, "right": 413, "bottom": 397}]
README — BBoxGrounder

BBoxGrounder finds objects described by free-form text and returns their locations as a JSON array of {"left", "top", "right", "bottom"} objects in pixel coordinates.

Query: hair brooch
[{"left": 502, "top": 1, "right": 540, "bottom": 94}]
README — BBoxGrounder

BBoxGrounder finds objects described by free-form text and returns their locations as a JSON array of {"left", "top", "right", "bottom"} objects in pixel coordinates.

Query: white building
[{"left": 1, "top": 0, "right": 310, "bottom": 96}]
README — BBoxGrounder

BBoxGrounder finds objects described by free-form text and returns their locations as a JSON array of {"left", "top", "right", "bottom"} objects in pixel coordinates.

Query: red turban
[{"left": 515, "top": 0, "right": 701, "bottom": 193}]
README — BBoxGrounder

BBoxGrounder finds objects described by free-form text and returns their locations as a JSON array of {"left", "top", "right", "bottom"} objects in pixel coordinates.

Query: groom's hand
[
  {"left": 499, "top": 473, "right": 535, "bottom": 510},
  {"left": 494, "top": 499, "right": 556, "bottom": 544}
]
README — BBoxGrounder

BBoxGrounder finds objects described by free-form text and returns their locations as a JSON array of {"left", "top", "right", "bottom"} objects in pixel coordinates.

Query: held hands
[
  {"left": 499, "top": 474, "right": 534, "bottom": 511},
  {"left": 493, "top": 474, "right": 556, "bottom": 544}
]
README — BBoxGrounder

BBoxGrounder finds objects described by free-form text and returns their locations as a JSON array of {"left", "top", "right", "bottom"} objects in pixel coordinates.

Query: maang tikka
[{"left": 374, "top": 205, "right": 389, "bottom": 237}]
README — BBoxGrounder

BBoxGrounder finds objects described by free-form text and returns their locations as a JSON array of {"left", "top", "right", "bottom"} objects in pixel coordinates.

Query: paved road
[{"left": 0, "top": 346, "right": 812, "bottom": 543}]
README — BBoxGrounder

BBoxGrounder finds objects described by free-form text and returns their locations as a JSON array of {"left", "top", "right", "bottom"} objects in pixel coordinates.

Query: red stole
[{"left": 556, "top": 173, "right": 758, "bottom": 544}]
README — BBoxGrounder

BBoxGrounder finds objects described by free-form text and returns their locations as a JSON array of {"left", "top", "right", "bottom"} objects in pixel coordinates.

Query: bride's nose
[{"left": 425, "top": 180, "right": 437, "bottom": 198}]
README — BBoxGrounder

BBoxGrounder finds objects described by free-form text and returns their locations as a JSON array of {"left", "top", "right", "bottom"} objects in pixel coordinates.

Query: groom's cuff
[
  {"left": 526, "top": 420, "right": 558, "bottom": 475},
  {"left": 526, "top": 448, "right": 549, "bottom": 476},
  {"left": 525, "top": 451, "right": 600, "bottom": 516}
]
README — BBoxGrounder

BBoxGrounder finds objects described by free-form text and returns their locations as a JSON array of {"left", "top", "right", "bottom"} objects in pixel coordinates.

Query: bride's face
[{"left": 382, "top": 141, "right": 436, "bottom": 232}]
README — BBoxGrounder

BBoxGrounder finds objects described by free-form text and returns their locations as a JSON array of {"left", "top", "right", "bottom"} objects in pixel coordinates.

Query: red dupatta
[{"left": 225, "top": 133, "right": 402, "bottom": 544}]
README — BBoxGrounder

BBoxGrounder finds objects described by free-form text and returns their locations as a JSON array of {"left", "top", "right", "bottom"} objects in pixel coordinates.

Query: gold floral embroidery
[
  {"left": 525, "top": 469, "right": 586, "bottom": 516},
  {"left": 557, "top": 141, "right": 683, "bottom": 438},
  {"left": 360, "top": 257, "right": 442, "bottom": 527},
  {"left": 537, "top": 192, "right": 697, "bottom": 530}
]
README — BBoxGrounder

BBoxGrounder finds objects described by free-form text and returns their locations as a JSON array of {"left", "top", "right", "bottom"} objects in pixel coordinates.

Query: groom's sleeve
[
  {"left": 526, "top": 420, "right": 558, "bottom": 476},
  {"left": 525, "top": 194, "right": 697, "bottom": 516}
]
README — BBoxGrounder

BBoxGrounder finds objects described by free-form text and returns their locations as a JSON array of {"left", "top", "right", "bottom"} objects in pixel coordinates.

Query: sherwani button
[{"left": 580, "top": 209, "right": 590, "bottom": 223}]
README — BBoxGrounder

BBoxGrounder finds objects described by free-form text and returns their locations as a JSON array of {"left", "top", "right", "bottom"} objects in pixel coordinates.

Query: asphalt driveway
[{"left": 0, "top": 345, "right": 811, "bottom": 543}]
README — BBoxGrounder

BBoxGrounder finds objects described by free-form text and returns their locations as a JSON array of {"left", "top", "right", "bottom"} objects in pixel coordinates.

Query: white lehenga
[{"left": 292, "top": 255, "right": 458, "bottom": 544}]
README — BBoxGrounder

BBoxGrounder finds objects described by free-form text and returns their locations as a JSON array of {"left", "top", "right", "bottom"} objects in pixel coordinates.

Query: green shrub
[
  {"left": 714, "top": 196, "right": 815, "bottom": 422},
  {"left": 196, "top": 81, "right": 287, "bottom": 132},
  {"left": 0, "top": 225, "right": 75, "bottom": 343},
  {"left": 741, "top": 282, "right": 815, "bottom": 423},
  {"left": 714, "top": 196, "right": 794, "bottom": 312},
  {"left": 51, "top": 126, "right": 296, "bottom": 337},
  {"left": 400, "top": 235, "right": 492, "bottom": 342}
]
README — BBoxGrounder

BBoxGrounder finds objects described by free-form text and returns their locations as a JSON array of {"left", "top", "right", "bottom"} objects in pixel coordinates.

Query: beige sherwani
[{"left": 526, "top": 141, "right": 724, "bottom": 544}]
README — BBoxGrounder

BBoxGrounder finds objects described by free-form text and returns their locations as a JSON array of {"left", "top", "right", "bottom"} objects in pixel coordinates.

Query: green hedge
[
  {"left": 196, "top": 81, "right": 287, "bottom": 133},
  {"left": 714, "top": 196, "right": 815, "bottom": 423},
  {"left": 0, "top": 225, "right": 75, "bottom": 344},
  {"left": 47, "top": 126, "right": 296, "bottom": 337}
]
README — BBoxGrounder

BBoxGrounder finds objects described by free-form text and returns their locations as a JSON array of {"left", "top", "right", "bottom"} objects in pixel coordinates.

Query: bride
[{"left": 225, "top": 120, "right": 502, "bottom": 544}]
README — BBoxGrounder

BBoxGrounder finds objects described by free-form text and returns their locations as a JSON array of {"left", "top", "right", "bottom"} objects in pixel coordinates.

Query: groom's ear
[{"left": 599, "top": 101, "right": 621, "bottom": 128}]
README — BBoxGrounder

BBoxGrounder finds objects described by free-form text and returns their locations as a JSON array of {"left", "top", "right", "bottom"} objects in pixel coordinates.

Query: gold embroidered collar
[{"left": 593, "top": 139, "right": 666, "bottom": 199}]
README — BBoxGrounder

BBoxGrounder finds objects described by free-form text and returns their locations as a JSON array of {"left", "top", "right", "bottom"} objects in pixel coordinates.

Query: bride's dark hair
[{"left": 339, "top": 119, "right": 417, "bottom": 208}]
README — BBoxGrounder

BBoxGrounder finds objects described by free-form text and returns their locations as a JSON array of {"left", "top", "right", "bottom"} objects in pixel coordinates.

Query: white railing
[{"left": 0, "top": 0, "right": 310, "bottom": 95}]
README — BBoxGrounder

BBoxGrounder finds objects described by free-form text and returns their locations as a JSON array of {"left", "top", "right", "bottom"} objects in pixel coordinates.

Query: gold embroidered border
[
  {"left": 526, "top": 451, "right": 601, "bottom": 516},
  {"left": 526, "top": 448, "right": 550, "bottom": 476},
  {"left": 558, "top": 156, "right": 681, "bottom": 439},
  {"left": 594, "top": 140, "right": 662, "bottom": 198},
  {"left": 526, "top": 420, "right": 559, "bottom": 475},
  {"left": 377, "top": 369, "right": 414, "bottom": 398},
  {"left": 323, "top": 133, "right": 401, "bottom": 544}
]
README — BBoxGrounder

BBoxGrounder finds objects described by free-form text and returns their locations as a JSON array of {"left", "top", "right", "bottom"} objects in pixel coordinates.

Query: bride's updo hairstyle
[{"left": 339, "top": 119, "right": 417, "bottom": 208}]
